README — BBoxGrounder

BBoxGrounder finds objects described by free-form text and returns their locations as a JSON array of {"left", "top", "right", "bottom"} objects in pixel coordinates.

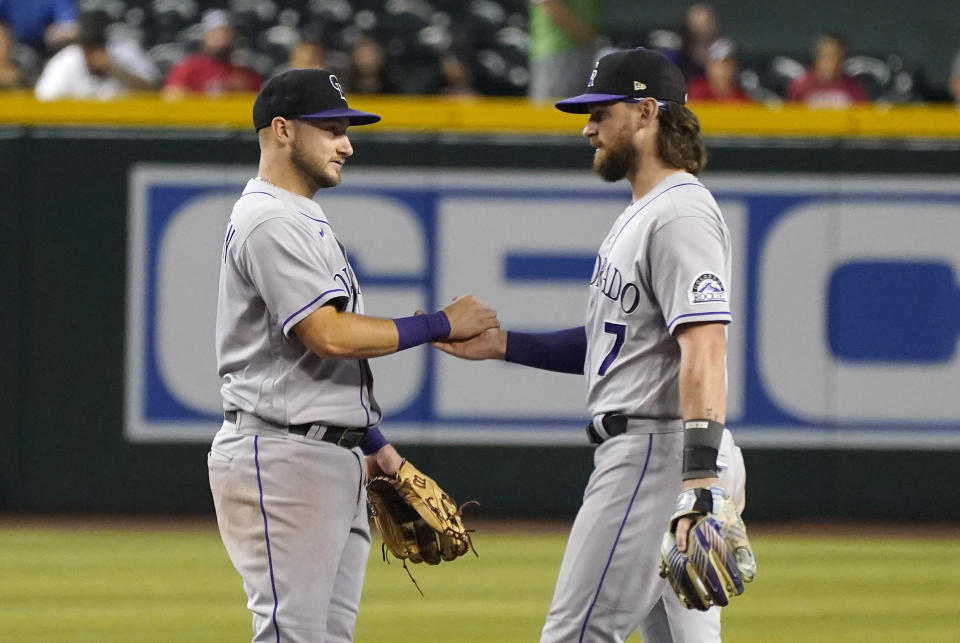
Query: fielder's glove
[
  {"left": 659, "top": 485, "right": 757, "bottom": 611},
  {"left": 366, "top": 460, "right": 475, "bottom": 570}
]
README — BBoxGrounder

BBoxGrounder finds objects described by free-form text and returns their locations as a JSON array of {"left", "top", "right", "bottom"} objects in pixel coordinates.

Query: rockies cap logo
[
  {"left": 587, "top": 67, "right": 598, "bottom": 88},
  {"left": 329, "top": 74, "right": 346, "bottom": 101}
]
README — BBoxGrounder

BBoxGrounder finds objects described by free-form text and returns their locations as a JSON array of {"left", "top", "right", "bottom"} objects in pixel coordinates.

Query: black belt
[
  {"left": 224, "top": 411, "right": 367, "bottom": 450},
  {"left": 586, "top": 413, "right": 629, "bottom": 445}
]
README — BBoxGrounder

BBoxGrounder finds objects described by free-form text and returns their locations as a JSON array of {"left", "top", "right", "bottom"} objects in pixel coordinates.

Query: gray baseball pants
[
  {"left": 541, "top": 429, "right": 745, "bottom": 643},
  {"left": 208, "top": 418, "right": 370, "bottom": 643}
]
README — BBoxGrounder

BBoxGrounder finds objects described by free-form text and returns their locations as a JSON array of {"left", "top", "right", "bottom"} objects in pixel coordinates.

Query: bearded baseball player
[
  {"left": 208, "top": 69, "right": 498, "bottom": 643},
  {"left": 433, "top": 48, "right": 755, "bottom": 642}
]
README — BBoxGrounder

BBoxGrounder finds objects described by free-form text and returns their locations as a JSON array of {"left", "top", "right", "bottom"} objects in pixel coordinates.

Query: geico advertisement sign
[{"left": 126, "top": 167, "right": 960, "bottom": 447}]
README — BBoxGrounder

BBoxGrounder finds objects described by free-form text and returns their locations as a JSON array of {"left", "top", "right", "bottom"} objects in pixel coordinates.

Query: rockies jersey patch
[{"left": 689, "top": 272, "right": 726, "bottom": 304}]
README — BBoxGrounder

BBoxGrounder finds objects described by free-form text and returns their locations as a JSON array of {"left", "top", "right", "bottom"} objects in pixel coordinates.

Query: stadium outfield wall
[{"left": 2, "top": 96, "right": 960, "bottom": 520}]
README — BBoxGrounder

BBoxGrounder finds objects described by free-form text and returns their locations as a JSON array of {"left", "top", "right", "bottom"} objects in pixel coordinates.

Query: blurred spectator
[
  {"left": 528, "top": 0, "right": 600, "bottom": 101},
  {"left": 687, "top": 38, "right": 751, "bottom": 102},
  {"left": 787, "top": 32, "right": 868, "bottom": 106},
  {"left": 438, "top": 49, "right": 479, "bottom": 98},
  {"left": 0, "top": 21, "right": 27, "bottom": 88},
  {"left": 343, "top": 33, "right": 399, "bottom": 94},
  {"left": 163, "top": 10, "right": 263, "bottom": 98},
  {"left": 34, "top": 10, "right": 159, "bottom": 100},
  {"left": 288, "top": 39, "right": 326, "bottom": 71},
  {"left": 0, "top": 0, "right": 77, "bottom": 55},
  {"left": 270, "top": 22, "right": 352, "bottom": 80},
  {"left": 667, "top": 3, "right": 718, "bottom": 82},
  {"left": 950, "top": 48, "right": 960, "bottom": 105},
  {"left": 270, "top": 37, "right": 328, "bottom": 78}
]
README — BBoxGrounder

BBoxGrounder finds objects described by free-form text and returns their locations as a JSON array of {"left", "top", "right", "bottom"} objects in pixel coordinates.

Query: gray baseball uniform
[
  {"left": 209, "top": 177, "right": 375, "bottom": 643},
  {"left": 541, "top": 171, "right": 736, "bottom": 643}
]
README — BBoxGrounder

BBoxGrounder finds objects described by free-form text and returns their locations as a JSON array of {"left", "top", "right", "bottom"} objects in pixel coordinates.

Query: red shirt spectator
[
  {"left": 163, "top": 10, "right": 262, "bottom": 97},
  {"left": 686, "top": 38, "right": 752, "bottom": 103},
  {"left": 688, "top": 76, "right": 751, "bottom": 102},
  {"left": 787, "top": 32, "right": 868, "bottom": 107},
  {"left": 165, "top": 53, "right": 262, "bottom": 95},
  {"left": 786, "top": 72, "right": 867, "bottom": 106}
]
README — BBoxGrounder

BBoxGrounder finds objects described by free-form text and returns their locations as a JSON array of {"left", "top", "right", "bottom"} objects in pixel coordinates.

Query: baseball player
[
  {"left": 208, "top": 68, "right": 498, "bottom": 643},
  {"left": 433, "top": 48, "right": 751, "bottom": 641}
]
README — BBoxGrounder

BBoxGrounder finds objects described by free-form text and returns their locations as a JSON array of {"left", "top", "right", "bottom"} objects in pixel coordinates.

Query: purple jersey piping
[
  {"left": 667, "top": 311, "right": 732, "bottom": 333},
  {"left": 223, "top": 226, "right": 236, "bottom": 263},
  {"left": 578, "top": 433, "right": 654, "bottom": 642},
  {"left": 610, "top": 183, "right": 706, "bottom": 249},
  {"left": 297, "top": 211, "right": 330, "bottom": 225},
  {"left": 254, "top": 436, "right": 281, "bottom": 643},
  {"left": 358, "top": 360, "right": 371, "bottom": 426},
  {"left": 281, "top": 288, "right": 348, "bottom": 333}
]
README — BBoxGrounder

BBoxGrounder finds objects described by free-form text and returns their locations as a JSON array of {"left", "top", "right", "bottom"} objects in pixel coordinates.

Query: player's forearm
[
  {"left": 677, "top": 356, "right": 726, "bottom": 423},
  {"left": 295, "top": 308, "right": 404, "bottom": 358},
  {"left": 296, "top": 307, "right": 455, "bottom": 359},
  {"left": 676, "top": 323, "right": 727, "bottom": 422},
  {"left": 676, "top": 323, "right": 727, "bottom": 486}
]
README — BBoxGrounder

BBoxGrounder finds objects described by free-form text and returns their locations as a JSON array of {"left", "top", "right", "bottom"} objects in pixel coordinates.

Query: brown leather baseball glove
[{"left": 366, "top": 460, "right": 474, "bottom": 570}]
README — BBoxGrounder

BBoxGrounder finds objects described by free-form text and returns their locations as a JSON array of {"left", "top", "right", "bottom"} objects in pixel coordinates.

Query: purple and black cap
[
  {"left": 555, "top": 48, "right": 687, "bottom": 114},
  {"left": 253, "top": 68, "right": 381, "bottom": 131}
]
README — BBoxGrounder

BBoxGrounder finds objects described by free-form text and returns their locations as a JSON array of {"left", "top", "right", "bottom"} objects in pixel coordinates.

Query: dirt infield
[{"left": 2, "top": 513, "right": 960, "bottom": 538}]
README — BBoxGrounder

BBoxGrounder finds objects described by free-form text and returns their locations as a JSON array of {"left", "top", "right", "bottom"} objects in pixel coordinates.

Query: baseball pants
[
  {"left": 208, "top": 419, "right": 371, "bottom": 643},
  {"left": 540, "top": 429, "right": 745, "bottom": 643}
]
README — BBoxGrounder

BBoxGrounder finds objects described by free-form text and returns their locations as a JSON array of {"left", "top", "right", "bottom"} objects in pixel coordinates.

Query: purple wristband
[
  {"left": 393, "top": 311, "right": 451, "bottom": 351},
  {"left": 359, "top": 427, "right": 388, "bottom": 455}
]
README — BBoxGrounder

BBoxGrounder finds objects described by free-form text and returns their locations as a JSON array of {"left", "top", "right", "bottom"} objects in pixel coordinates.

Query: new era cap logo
[
  {"left": 634, "top": 81, "right": 647, "bottom": 91},
  {"left": 329, "top": 74, "right": 345, "bottom": 101}
]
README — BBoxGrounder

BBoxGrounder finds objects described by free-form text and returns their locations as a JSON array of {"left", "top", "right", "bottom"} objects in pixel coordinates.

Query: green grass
[{"left": 1, "top": 523, "right": 959, "bottom": 641}]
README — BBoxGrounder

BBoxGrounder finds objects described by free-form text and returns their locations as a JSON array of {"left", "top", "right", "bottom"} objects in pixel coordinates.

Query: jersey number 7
[{"left": 598, "top": 322, "right": 626, "bottom": 375}]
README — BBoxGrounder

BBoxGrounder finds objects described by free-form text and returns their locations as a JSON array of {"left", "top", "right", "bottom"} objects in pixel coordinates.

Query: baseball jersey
[
  {"left": 585, "top": 172, "right": 732, "bottom": 422},
  {"left": 216, "top": 177, "right": 381, "bottom": 428}
]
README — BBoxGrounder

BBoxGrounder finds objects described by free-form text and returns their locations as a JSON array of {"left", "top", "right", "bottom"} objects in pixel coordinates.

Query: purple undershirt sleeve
[
  {"left": 359, "top": 427, "right": 388, "bottom": 455},
  {"left": 504, "top": 326, "right": 587, "bottom": 374}
]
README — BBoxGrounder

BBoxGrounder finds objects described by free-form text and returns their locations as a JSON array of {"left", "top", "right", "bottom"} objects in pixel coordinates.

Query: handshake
[
  {"left": 418, "top": 295, "right": 509, "bottom": 361},
  {"left": 436, "top": 295, "right": 500, "bottom": 341}
]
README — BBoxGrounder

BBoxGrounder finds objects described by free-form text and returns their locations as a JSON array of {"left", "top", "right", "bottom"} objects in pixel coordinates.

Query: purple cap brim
[
  {"left": 555, "top": 93, "right": 630, "bottom": 113},
  {"left": 300, "top": 108, "right": 382, "bottom": 125}
]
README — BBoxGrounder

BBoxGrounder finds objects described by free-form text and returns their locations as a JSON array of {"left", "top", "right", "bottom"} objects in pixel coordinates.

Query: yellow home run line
[{"left": 1, "top": 91, "right": 959, "bottom": 138}]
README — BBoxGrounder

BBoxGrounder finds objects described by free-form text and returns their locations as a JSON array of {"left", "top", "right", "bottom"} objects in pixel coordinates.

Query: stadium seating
[
  {"left": 67, "top": 0, "right": 530, "bottom": 95},
  {"left": 17, "top": 1, "right": 931, "bottom": 100}
]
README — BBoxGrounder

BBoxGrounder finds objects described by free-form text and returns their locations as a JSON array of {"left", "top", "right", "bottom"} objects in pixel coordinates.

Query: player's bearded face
[{"left": 593, "top": 132, "right": 635, "bottom": 182}]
